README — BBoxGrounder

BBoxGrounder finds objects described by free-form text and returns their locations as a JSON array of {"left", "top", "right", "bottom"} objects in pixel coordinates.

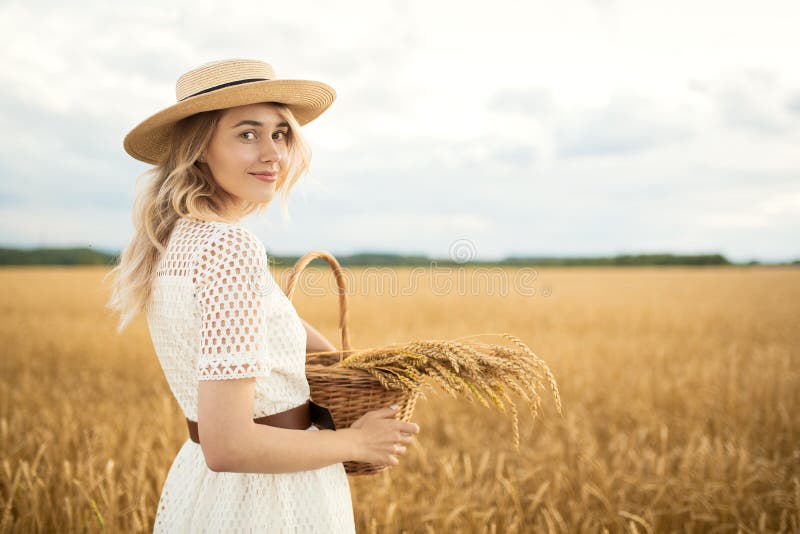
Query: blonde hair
[{"left": 104, "top": 102, "right": 312, "bottom": 333}]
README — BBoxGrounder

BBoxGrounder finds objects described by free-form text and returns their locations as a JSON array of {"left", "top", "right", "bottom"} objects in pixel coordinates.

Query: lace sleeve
[{"left": 193, "top": 225, "right": 272, "bottom": 381}]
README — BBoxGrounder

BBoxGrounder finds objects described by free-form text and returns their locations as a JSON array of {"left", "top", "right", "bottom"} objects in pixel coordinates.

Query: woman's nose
[{"left": 260, "top": 138, "right": 283, "bottom": 163}]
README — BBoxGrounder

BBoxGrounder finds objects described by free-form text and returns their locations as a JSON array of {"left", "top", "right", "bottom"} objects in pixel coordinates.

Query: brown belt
[{"left": 186, "top": 399, "right": 336, "bottom": 445}]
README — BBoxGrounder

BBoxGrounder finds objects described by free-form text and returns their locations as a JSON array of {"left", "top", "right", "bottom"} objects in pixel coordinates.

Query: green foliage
[
  {"left": 0, "top": 247, "right": 117, "bottom": 266},
  {"left": 1, "top": 246, "right": 796, "bottom": 267}
]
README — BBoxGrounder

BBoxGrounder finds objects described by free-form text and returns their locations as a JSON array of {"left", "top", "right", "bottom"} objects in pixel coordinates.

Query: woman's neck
[{"left": 218, "top": 201, "right": 246, "bottom": 225}]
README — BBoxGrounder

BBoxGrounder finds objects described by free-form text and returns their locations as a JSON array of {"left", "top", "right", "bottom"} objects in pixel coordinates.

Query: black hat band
[{"left": 180, "top": 77, "right": 271, "bottom": 101}]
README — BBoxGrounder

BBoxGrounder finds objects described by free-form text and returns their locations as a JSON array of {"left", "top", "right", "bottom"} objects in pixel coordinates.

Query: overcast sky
[{"left": 1, "top": 0, "right": 798, "bottom": 262}]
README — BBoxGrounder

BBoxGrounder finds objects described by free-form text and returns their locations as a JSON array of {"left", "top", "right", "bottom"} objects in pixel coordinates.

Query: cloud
[
  {"left": 787, "top": 93, "right": 800, "bottom": 114},
  {"left": 487, "top": 87, "right": 556, "bottom": 118},
  {"left": 553, "top": 93, "right": 692, "bottom": 158},
  {"left": 0, "top": 83, "right": 139, "bottom": 211},
  {"left": 490, "top": 145, "right": 536, "bottom": 170},
  {"left": 691, "top": 69, "right": 797, "bottom": 135}
]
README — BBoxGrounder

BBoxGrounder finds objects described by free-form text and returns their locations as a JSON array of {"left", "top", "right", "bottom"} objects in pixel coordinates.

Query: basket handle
[{"left": 284, "top": 250, "right": 352, "bottom": 353}]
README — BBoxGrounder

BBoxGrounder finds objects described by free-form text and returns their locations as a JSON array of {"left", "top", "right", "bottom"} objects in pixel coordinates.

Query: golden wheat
[
  {"left": 333, "top": 336, "right": 562, "bottom": 451},
  {"left": 1, "top": 265, "right": 798, "bottom": 532}
]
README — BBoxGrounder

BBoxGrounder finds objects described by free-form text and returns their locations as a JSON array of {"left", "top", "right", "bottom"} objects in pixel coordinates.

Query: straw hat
[{"left": 123, "top": 58, "right": 336, "bottom": 165}]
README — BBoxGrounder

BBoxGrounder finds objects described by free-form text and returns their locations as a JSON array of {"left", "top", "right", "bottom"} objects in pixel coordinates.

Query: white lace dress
[{"left": 144, "top": 217, "right": 356, "bottom": 533}]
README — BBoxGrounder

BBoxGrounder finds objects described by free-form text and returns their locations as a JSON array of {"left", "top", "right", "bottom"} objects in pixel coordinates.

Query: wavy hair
[{"left": 104, "top": 102, "right": 312, "bottom": 333}]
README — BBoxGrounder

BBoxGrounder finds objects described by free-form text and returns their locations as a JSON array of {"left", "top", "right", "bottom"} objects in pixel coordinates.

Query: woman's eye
[{"left": 240, "top": 130, "right": 288, "bottom": 141}]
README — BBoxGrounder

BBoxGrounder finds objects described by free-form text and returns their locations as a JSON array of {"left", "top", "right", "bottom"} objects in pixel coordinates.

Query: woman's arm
[
  {"left": 198, "top": 378, "right": 360, "bottom": 473},
  {"left": 198, "top": 318, "right": 353, "bottom": 473},
  {"left": 302, "top": 318, "right": 337, "bottom": 354}
]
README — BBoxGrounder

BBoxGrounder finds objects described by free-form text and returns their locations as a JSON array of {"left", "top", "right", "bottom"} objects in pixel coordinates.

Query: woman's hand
[{"left": 346, "top": 406, "right": 420, "bottom": 466}]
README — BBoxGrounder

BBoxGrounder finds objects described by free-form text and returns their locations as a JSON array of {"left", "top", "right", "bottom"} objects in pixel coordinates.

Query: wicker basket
[{"left": 284, "top": 250, "right": 422, "bottom": 477}]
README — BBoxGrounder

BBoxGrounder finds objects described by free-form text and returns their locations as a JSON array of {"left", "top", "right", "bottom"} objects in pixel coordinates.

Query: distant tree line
[
  {"left": 1, "top": 247, "right": 797, "bottom": 267},
  {"left": 0, "top": 247, "right": 117, "bottom": 266}
]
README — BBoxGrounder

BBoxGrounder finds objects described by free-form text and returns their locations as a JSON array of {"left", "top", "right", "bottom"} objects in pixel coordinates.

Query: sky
[{"left": 1, "top": 0, "right": 798, "bottom": 263}]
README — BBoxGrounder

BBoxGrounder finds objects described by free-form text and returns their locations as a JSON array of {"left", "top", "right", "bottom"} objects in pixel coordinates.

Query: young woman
[{"left": 106, "top": 58, "right": 420, "bottom": 532}]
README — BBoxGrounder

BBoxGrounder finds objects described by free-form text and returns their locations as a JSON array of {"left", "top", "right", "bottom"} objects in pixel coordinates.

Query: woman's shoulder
[
  {"left": 178, "top": 218, "right": 270, "bottom": 294},
  {"left": 177, "top": 217, "right": 266, "bottom": 270}
]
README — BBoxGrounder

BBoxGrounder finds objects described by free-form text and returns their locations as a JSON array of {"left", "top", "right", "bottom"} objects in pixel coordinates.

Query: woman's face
[{"left": 202, "top": 102, "right": 290, "bottom": 216}]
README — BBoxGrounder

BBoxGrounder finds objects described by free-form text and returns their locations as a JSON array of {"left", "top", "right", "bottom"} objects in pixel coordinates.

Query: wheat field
[{"left": 0, "top": 265, "right": 798, "bottom": 533}]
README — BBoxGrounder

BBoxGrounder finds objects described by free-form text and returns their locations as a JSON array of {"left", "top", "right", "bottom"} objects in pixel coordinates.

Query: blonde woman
[{"left": 106, "top": 59, "right": 420, "bottom": 533}]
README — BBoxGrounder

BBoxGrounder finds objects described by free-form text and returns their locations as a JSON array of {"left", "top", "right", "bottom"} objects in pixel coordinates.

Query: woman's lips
[{"left": 250, "top": 172, "right": 277, "bottom": 183}]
